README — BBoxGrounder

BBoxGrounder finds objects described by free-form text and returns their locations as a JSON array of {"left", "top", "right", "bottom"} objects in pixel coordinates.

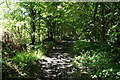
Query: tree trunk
[
  {"left": 38, "top": 11, "right": 41, "bottom": 43},
  {"left": 30, "top": 8, "right": 36, "bottom": 45},
  {"left": 101, "top": 3, "right": 106, "bottom": 44},
  {"left": 93, "top": 2, "right": 98, "bottom": 42}
]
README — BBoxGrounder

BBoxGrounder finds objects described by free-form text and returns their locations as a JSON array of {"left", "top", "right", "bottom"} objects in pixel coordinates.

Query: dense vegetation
[{"left": 1, "top": 1, "right": 120, "bottom": 80}]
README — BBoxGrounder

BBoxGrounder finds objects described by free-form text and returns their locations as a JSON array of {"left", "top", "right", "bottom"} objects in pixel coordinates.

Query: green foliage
[
  {"left": 73, "top": 52, "right": 120, "bottom": 80},
  {"left": 73, "top": 40, "right": 116, "bottom": 55},
  {"left": 2, "top": 2, "right": 120, "bottom": 79},
  {"left": 2, "top": 43, "right": 46, "bottom": 78},
  {"left": 72, "top": 40, "right": 120, "bottom": 80},
  {"left": 13, "top": 50, "right": 44, "bottom": 69}
]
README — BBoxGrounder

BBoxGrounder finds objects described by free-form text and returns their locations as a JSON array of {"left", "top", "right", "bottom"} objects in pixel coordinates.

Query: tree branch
[{"left": 5, "top": 0, "right": 11, "bottom": 10}]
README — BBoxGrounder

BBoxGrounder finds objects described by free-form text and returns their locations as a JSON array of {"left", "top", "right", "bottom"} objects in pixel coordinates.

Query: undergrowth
[{"left": 72, "top": 40, "right": 120, "bottom": 80}]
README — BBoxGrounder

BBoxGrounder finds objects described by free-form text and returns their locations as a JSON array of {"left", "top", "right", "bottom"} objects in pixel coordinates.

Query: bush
[
  {"left": 2, "top": 45, "right": 46, "bottom": 78},
  {"left": 13, "top": 49, "right": 45, "bottom": 69},
  {"left": 72, "top": 40, "right": 120, "bottom": 80},
  {"left": 73, "top": 40, "right": 115, "bottom": 55},
  {"left": 72, "top": 51, "right": 120, "bottom": 80}
]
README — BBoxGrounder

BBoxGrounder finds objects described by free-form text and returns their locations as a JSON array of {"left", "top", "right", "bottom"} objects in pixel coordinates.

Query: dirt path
[
  {"left": 30, "top": 40, "right": 90, "bottom": 80},
  {"left": 31, "top": 40, "right": 75, "bottom": 79}
]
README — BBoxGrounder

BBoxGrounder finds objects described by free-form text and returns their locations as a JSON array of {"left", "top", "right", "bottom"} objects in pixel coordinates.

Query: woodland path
[{"left": 31, "top": 39, "right": 89, "bottom": 80}]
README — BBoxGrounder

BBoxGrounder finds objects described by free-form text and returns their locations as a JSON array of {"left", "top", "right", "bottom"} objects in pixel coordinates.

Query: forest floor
[
  {"left": 29, "top": 40, "right": 76, "bottom": 79},
  {"left": 29, "top": 40, "right": 90, "bottom": 80}
]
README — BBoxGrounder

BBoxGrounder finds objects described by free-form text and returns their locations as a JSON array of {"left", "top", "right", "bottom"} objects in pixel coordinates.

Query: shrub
[
  {"left": 3, "top": 47, "right": 46, "bottom": 78},
  {"left": 73, "top": 40, "right": 114, "bottom": 55},
  {"left": 72, "top": 51, "right": 120, "bottom": 80},
  {"left": 13, "top": 49, "right": 45, "bottom": 69},
  {"left": 72, "top": 40, "right": 120, "bottom": 80}
]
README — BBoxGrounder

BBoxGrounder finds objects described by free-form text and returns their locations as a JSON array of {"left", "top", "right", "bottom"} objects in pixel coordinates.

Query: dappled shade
[{"left": 1, "top": 2, "right": 120, "bottom": 80}]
